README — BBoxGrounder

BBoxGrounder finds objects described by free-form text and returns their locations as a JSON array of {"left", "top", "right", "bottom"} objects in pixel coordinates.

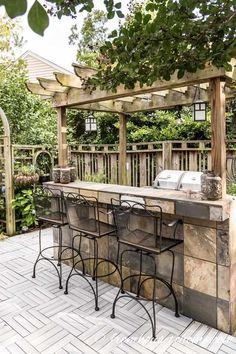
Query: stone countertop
[{"left": 45, "top": 181, "right": 232, "bottom": 221}]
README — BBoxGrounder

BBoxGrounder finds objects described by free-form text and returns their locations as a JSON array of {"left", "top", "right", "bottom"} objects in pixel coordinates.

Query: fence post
[{"left": 162, "top": 141, "right": 172, "bottom": 170}]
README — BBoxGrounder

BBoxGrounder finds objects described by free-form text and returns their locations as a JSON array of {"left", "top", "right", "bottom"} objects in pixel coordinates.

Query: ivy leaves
[{"left": 0, "top": 0, "right": 123, "bottom": 36}]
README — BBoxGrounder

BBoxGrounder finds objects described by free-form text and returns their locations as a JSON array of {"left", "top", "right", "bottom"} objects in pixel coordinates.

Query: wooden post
[
  {"left": 119, "top": 113, "right": 127, "bottom": 185},
  {"left": 57, "top": 107, "right": 68, "bottom": 167},
  {"left": 162, "top": 141, "right": 172, "bottom": 170},
  {"left": 210, "top": 78, "right": 226, "bottom": 197},
  {"left": 0, "top": 108, "right": 15, "bottom": 236}
]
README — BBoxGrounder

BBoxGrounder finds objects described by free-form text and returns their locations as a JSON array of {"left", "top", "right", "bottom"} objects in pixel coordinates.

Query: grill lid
[
  {"left": 153, "top": 170, "right": 203, "bottom": 191},
  {"left": 153, "top": 170, "right": 184, "bottom": 190},
  {"left": 179, "top": 171, "right": 203, "bottom": 192}
]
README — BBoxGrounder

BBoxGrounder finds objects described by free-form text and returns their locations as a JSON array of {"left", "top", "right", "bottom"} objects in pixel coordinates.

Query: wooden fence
[{"left": 69, "top": 140, "right": 236, "bottom": 187}]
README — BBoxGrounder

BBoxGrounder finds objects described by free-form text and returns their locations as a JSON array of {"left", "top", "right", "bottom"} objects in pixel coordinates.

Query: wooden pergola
[{"left": 27, "top": 59, "right": 236, "bottom": 197}]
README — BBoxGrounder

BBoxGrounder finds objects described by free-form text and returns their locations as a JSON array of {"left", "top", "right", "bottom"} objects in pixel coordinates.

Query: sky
[{"left": 17, "top": 0, "right": 130, "bottom": 72}]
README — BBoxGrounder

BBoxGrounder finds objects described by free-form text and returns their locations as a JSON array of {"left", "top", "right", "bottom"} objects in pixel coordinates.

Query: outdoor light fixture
[
  {"left": 191, "top": 85, "right": 207, "bottom": 121},
  {"left": 85, "top": 113, "right": 97, "bottom": 132}
]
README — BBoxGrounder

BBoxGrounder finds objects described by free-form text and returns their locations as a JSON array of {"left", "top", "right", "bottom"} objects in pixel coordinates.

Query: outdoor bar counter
[{"left": 46, "top": 181, "right": 236, "bottom": 335}]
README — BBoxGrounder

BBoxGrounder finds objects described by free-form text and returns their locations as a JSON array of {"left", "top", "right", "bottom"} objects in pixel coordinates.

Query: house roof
[{"left": 19, "top": 50, "right": 72, "bottom": 83}]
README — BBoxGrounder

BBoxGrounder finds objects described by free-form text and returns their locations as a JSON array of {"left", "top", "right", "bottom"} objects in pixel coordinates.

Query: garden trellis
[
  {"left": 0, "top": 108, "right": 15, "bottom": 235},
  {"left": 0, "top": 107, "right": 55, "bottom": 236}
]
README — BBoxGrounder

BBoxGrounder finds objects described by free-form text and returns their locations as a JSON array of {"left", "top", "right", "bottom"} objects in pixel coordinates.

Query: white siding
[{"left": 21, "top": 52, "right": 72, "bottom": 82}]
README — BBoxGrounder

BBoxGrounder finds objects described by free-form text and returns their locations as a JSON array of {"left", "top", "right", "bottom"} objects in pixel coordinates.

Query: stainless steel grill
[{"left": 153, "top": 170, "right": 203, "bottom": 192}]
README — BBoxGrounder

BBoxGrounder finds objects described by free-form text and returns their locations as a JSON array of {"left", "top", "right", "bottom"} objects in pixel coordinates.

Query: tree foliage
[
  {"left": 88, "top": 0, "right": 236, "bottom": 91},
  {"left": 69, "top": 10, "right": 108, "bottom": 67},
  {"left": 0, "top": 15, "right": 24, "bottom": 60},
  {"left": 0, "top": 0, "right": 123, "bottom": 35},
  {"left": 67, "top": 108, "right": 212, "bottom": 145},
  {"left": 67, "top": 110, "right": 119, "bottom": 144},
  {"left": 0, "top": 61, "right": 57, "bottom": 145}
]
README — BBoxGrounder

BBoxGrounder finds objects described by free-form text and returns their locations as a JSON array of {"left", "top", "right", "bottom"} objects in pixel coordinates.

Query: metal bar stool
[
  {"left": 32, "top": 186, "right": 80, "bottom": 289},
  {"left": 63, "top": 192, "right": 120, "bottom": 311},
  {"left": 110, "top": 199, "right": 183, "bottom": 339}
]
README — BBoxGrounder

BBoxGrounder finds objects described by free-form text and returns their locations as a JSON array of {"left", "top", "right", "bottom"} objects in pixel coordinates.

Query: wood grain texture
[
  {"left": 119, "top": 113, "right": 127, "bottom": 185},
  {"left": 210, "top": 79, "right": 226, "bottom": 197},
  {"left": 57, "top": 107, "right": 68, "bottom": 167}
]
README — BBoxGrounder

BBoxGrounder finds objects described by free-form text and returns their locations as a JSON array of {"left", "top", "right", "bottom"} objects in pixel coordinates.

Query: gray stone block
[
  {"left": 217, "top": 229, "right": 230, "bottom": 266},
  {"left": 176, "top": 201, "right": 209, "bottom": 220},
  {"left": 183, "top": 287, "right": 217, "bottom": 328}
]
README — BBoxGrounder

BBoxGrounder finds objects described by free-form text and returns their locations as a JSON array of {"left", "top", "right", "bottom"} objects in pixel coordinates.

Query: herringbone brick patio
[{"left": 0, "top": 229, "right": 235, "bottom": 354}]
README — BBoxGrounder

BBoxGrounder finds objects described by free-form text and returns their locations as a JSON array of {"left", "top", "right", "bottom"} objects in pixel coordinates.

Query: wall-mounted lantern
[{"left": 85, "top": 113, "right": 97, "bottom": 132}]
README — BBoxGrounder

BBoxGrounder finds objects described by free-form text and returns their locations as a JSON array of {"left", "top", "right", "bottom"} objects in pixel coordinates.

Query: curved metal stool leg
[
  {"left": 152, "top": 277, "right": 157, "bottom": 339},
  {"left": 32, "top": 226, "right": 42, "bottom": 278},
  {"left": 169, "top": 249, "right": 179, "bottom": 317},
  {"left": 58, "top": 226, "right": 63, "bottom": 289},
  {"left": 93, "top": 238, "right": 99, "bottom": 311}
]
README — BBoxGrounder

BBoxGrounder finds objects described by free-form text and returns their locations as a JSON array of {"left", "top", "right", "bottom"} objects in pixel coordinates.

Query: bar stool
[
  {"left": 111, "top": 199, "right": 183, "bottom": 339},
  {"left": 32, "top": 186, "right": 80, "bottom": 289},
  {"left": 63, "top": 192, "right": 120, "bottom": 311}
]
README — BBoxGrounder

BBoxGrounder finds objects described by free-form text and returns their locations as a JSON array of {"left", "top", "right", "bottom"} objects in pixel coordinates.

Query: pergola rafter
[
  {"left": 26, "top": 59, "right": 236, "bottom": 113},
  {"left": 26, "top": 59, "right": 236, "bottom": 196}
]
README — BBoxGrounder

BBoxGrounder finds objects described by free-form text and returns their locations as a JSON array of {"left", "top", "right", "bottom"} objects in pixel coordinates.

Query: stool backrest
[
  {"left": 64, "top": 192, "right": 100, "bottom": 234},
  {"left": 33, "top": 186, "right": 66, "bottom": 224},
  {"left": 112, "top": 198, "right": 163, "bottom": 250}
]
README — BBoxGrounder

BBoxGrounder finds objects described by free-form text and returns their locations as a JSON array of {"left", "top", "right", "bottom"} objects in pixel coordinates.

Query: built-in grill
[{"left": 153, "top": 170, "right": 203, "bottom": 192}]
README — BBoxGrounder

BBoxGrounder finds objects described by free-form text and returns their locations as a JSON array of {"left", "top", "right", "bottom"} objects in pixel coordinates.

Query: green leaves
[
  {"left": 3, "top": 0, "right": 27, "bottom": 18},
  {"left": 0, "top": 1, "right": 124, "bottom": 35},
  {"left": 116, "top": 10, "right": 124, "bottom": 18},
  {"left": 12, "top": 188, "right": 37, "bottom": 229},
  {"left": 0, "top": 60, "right": 57, "bottom": 146},
  {"left": 88, "top": 0, "right": 236, "bottom": 91},
  {"left": 108, "top": 29, "right": 118, "bottom": 38},
  {"left": 28, "top": 0, "right": 49, "bottom": 36}
]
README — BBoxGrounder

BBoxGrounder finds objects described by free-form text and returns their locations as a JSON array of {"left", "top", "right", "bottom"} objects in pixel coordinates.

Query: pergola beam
[
  {"left": 123, "top": 89, "right": 193, "bottom": 113},
  {"left": 73, "top": 63, "right": 97, "bottom": 80},
  {"left": 38, "top": 77, "right": 68, "bottom": 93},
  {"left": 70, "top": 103, "right": 120, "bottom": 113},
  {"left": 26, "top": 83, "right": 55, "bottom": 97},
  {"left": 27, "top": 81, "right": 236, "bottom": 114},
  {"left": 54, "top": 72, "right": 83, "bottom": 89},
  {"left": 52, "top": 64, "right": 234, "bottom": 108}
]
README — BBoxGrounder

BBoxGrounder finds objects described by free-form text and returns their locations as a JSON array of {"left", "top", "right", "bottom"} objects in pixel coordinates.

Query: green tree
[
  {"left": 66, "top": 108, "right": 212, "bottom": 145},
  {"left": 69, "top": 10, "right": 108, "bottom": 67},
  {"left": 67, "top": 110, "right": 119, "bottom": 144},
  {"left": 0, "top": 15, "right": 24, "bottom": 60},
  {"left": 0, "top": 60, "right": 57, "bottom": 145},
  {"left": 88, "top": 0, "right": 236, "bottom": 91}
]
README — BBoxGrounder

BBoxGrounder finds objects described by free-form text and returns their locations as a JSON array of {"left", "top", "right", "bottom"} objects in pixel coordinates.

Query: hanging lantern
[
  {"left": 192, "top": 86, "right": 207, "bottom": 121},
  {"left": 192, "top": 101, "right": 207, "bottom": 121},
  {"left": 85, "top": 113, "right": 97, "bottom": 132}
]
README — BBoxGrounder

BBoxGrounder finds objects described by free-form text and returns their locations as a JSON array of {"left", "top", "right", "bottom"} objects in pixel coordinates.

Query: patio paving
[{"left": 0, "top": 229, "right": 235, "bottom": 354}]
